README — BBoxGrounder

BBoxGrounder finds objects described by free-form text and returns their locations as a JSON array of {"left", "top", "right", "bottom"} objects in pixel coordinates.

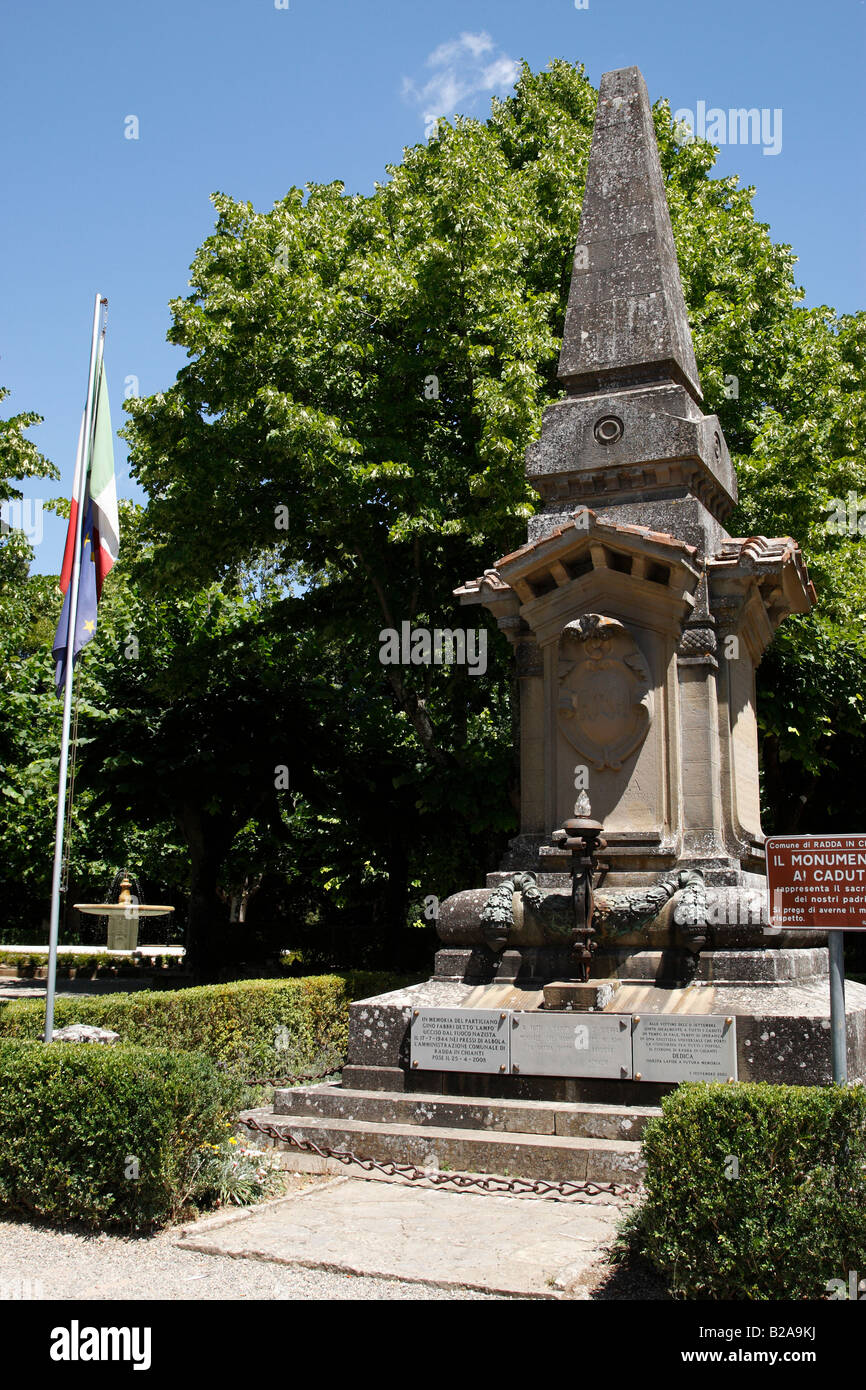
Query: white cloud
[
  {"left": 402, "top": 32, "right": 520, "bottom": 138},
  {"left": 428, "top": 32, "right": 494, "bottom": 66},
  {"left": 481, "top": 55, "right": 522, "bottom": 89}
]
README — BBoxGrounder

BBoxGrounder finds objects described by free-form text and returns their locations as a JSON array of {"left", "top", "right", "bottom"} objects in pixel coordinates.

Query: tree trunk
[
  {"left": 381, "top": 833, "right": 409, "bottom": 965},
  {"left": 761, "top": 734, "right": 819, "bottom": 833},
  {"left": 178, "top": 804, "right": 230, "bottom": 982}
]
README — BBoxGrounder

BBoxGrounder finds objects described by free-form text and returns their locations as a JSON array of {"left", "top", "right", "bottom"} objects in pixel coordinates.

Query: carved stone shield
[{"left": 558, "top": 614, "right": 653, "bottom": 770}]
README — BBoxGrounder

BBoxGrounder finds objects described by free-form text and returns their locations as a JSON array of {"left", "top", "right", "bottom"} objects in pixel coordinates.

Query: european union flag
[{"left": 52, "top": 498, "right": 99, "bottom": 691}]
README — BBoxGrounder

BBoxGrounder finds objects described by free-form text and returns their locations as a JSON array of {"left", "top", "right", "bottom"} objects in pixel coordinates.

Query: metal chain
[{"left": 238, "top": 1113, "right": 640, "bottom": 1202}]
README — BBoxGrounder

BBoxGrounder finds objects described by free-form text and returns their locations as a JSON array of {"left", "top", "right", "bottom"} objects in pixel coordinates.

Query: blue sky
[{"left": 3, "top": 0, "right": 864, "bottom": 574}]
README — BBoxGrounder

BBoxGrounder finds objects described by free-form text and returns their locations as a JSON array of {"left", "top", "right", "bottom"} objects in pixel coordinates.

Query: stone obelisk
[{"left": 457, "top": 66, "right": 814, "bottom": 896}]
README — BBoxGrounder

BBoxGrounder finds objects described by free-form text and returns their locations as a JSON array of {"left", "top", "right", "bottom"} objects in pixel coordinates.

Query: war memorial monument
[{"left": 258, "top": 67, "right": 866, "bottom": 1182}]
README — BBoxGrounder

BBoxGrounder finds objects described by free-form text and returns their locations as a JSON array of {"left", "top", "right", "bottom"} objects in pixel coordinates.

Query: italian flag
[{"left": 59, "top": 362, "right": 119, "bottom": 598}]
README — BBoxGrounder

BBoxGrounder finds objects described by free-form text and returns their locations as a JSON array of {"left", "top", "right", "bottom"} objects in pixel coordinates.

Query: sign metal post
[{"left": 766, "top": 834, "right": 866, "bottom": 1086}]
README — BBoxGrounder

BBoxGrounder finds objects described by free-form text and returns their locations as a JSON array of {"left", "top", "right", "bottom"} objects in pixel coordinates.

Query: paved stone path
[{"left": 177, "top": 1173, "right": 634, "bottom": 1298}]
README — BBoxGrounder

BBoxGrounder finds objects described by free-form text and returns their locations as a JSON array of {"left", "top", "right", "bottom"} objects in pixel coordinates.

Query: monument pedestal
[
  {"left": 342, "top": 946, "right": 866, "bottom": 1095},
  {"left": 244, "top": 939, "right": 866, "bottom": 1185},
  {"left": 243, "top": 944, "right": 866, "bottom": 1187}
]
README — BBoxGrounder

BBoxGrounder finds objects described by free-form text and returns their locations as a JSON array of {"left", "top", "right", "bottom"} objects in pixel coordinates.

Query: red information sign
[{"left": 766, "top": 834, "right": 866, "bottom": 930}]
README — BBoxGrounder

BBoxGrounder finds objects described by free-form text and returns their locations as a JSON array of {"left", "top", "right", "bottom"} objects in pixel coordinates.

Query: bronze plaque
[
  {"left": 510, "top": 1011, "right": 632, "bottom": 1078},
  {"left": 632, "top": 1014, "right": 737, "bottom": 1083},
  {"left": 410, "top": 1008, "right": 510, "bottom": 1073}
]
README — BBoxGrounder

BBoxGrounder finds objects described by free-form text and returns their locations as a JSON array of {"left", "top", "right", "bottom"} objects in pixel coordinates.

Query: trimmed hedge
[
  {"left": 0, "top": 951, "right": 178, "bottom": 978},
  {"left": 624, "top": 1082, "right": 866, "bottom": 1300},
  {"left": 0, "top": 1039, "right": 244, "bottom": 1229},
  {"left": 0, "top": 971, "right": 409, "bottom": 1078}
]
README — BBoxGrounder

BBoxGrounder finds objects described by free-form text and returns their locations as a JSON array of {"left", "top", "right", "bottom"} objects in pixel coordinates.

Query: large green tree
[
  {"left": 77, "top": 515, "right": 512, "bottom": 976},
  {"left": 0, "top": 388, "right": 64, "bottom": 934},
  {"left": 124, "top": 60, "right": 865, "bottom": 828},
  {"left": 0, "top": 496, "right": 187, "bottom": 942}
]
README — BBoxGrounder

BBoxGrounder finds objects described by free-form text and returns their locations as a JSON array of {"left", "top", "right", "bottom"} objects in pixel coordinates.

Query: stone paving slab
[
  {"left": 177, "top": 1174, "right": 630, "bottom": 1298},
  {"left": 275, "top": 1084, "right": 659, "bottom": 1139}
]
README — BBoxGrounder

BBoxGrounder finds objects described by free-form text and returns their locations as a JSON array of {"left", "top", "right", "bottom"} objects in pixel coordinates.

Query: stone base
[
  {"left": 346, "top": 950, "right": 866, "bottom": 1090},
  {"left": 310, "top": 945, "right": 866, "bottom": 1183},
  {"left": 437, "top": 878, "right": 828, "bottom": 952},
  {"left": 342, "top": 1063, "right": 676, "bottom": 1106},
  {"left": 243, "top": 1095, "right": 647, "bottom": 1184},
  {"left": 434, "top": 944, "right": 831, "bottom": 986},
  {"left": 542, "top": 979, "right": 621, "bottom": 1011}
]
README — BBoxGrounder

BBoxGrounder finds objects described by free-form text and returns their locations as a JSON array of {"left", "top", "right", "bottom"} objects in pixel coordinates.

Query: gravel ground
[
  {"left": 0, "top": 1174, "right": 667, "bottom": 1303},
  {"left": 0, "top": 1216, "right": 665, "bottom": 1301},
  {"left": 0, "top": 1178, "right": 511, "bottom": 1302}
]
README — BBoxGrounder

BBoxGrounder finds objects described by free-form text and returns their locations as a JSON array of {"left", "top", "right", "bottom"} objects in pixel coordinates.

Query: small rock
[{"left": 52, "top": 1023, "right": 120, "bottom": 1045}]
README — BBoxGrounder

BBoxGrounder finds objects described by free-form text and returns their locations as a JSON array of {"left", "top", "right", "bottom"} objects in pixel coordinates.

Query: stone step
[
  {"left": 242, "top": 1107, "right": 645, "bottom": 1185},
  {"left": 274, "top": 1083, "right": 659, "bottom": 1141}
]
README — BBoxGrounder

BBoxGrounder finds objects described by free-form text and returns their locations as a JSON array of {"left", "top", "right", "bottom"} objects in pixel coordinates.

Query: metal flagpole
[{"left": 44, "top": 293, "right": 107, "bottom": 1043}]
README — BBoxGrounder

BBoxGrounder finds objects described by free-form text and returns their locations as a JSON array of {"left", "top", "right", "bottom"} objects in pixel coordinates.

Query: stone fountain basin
[{"left": 74, "top": 904, "right": 174, "bottom": 917}]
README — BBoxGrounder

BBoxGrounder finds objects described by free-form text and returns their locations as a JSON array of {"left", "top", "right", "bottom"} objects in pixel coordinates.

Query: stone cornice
[{"left": 708, "top": 535, "right": 817, "bottom": 629}]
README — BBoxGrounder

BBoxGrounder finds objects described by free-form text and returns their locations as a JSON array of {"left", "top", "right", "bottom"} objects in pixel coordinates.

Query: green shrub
[
  {"left": 0, "top": 952, "right": 38, "bottom": 970},
  {"left": 0, "top": 951, "right": 150, "bottom": 974},
  {"left": 623, "top": 1082, "right": 866, "bottom": 1300},
  {"left": 0, "top": 971, "right": 410, "bottom": 1078},
  {"left": 187, "top": 1136, "right": 283, "bottom": 1209},
  {"left": 0, "top": 1039, "right": 244, "bottom": 1229}
]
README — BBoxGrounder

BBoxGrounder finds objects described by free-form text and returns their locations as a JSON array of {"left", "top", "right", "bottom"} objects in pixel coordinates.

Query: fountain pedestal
[{"left": 75, "top": 873, "right": 174, "bottom": 953}]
